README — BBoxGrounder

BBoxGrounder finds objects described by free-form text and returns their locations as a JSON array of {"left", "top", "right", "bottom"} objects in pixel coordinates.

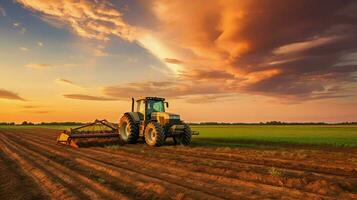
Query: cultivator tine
[
  {"left": 56, "top": 131, "right": 79, "bottom": 148},
  {"left": 56, "top": 119, "right": 122, "bottom": 148}
]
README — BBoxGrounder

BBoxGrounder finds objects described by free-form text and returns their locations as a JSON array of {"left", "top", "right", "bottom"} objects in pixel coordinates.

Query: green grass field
[
  {"left": 191, "top": 125, "right": 357, "bottom": 147},
  {"left": 1, "top": 125, "right": 356, "bottom": 147}
]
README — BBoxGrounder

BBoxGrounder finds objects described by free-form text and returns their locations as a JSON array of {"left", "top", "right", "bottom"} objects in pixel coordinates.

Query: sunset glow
[{"left": 1, "top": 0, "right": 356, "bottom": 123}]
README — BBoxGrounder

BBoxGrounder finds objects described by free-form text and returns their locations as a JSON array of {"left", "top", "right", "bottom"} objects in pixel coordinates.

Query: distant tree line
[
  {"left": 1, "top": 121, "right": 357, "bottom": 126},
  {"left": 0, "top": 121, "right": 85, "bottom": 126},
  {"left": 189, "top": 121, "right": 357, "bottom": 125},
  {"left": 0, "top": 122, "right": 15, "bottom": 125}
]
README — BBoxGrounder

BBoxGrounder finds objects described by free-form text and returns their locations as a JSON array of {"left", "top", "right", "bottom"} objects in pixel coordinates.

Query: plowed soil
[{"left": 0, "top": 128, "right": 356, "bottom": 200}]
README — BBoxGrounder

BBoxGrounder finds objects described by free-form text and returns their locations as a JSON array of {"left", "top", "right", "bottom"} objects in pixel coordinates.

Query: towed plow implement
[{"left": 57, "top": 119, "right": 123, "bottom": 148}]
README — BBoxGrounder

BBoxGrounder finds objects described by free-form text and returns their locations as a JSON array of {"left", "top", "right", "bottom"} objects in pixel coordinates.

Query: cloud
[
  {"left": 39, "top": 15, "right": 66, "bottom": 29},
  {"left": 22, "top": 110, "right": 50, "bottom": 114},
  {"left": 18, "top": 0, "right": 357, "bottom": 102},
  {"left": 182, "top": 69, "right": 235, "bottom": 80},
  {"left": 13, "top": 22, "right": 27, "bottom": 34},
  {"left": 56, "top": 78, "right": 84, "bottom": 89},
  {"left": 16, "top": 0, "right": 136, "bottom": 41},
  {"left": 273, "top": 36, "right": 339, "bottom": 55},
  {"left": 37, "top": 42, "right": 43, "bottom": 46},
  {"left": 103, "top": 80, "right": 228, "bottom": 100},
  {"left": 21, "top": 105, "right": 49, "bottom": 113},
  {"left": 185, "top": 94, "right": 235, "bottom": 104},
  {"left": 164, "top": 58, "right": 183, "bottom": 64},
  {"left": 0, "top": 5, "right": 6, "bottom": 16},
  {"left": 22, "top": 105, "right": 41, "bottom": 109},
  {"left": 25, "top": 63, "right": 51, "bottom": 69},
  {"left": 19, "top": 47, "right": 29, "bottom": 51},
  {"left": 140, "top": 0, "right": 357, "bottom": 100},
  {"left": 56, "top": 78, "right": 74, "bottom": 85},
  {"left": 63, "top": 94, "right": 119, "bottom": 101},
  {"left": 0, "top": 89, "right": 25, "bottom": 101}
]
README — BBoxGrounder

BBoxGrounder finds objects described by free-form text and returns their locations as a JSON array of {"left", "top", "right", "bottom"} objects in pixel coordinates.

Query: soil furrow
[
  {"left": 0, "top": 136, "right": 79, "bottom": 200},
  {"left": 0, "top": 145, "right": 50, "bottom": 200},
  {"left": 7, "top": 129, "right": 355, "bottom": 198},
  {"left": 7, "top": 130, "right": 300, "bottom": 199},
  {"left": 89, "top": 147, "right": 356, "bottom": 197},
  {"left": 0, "top": 132, "right": 130, "bottom": 200},
  {"left": 2, "top": 128, "right": 356, "bottom": 200},
  {"left": 14, "top": 129, "right": 355, "bottom": 178},
  {"left": 152, "top": 147, "right": 357, "bottom": 177},
  {"left": 2, "top": 130, "right": 224, "bottom": 200}
]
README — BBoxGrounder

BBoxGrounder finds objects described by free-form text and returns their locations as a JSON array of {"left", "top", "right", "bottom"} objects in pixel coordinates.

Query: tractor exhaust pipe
[{"left": 131, "top": 97, "right": 134, "bottom": 112}]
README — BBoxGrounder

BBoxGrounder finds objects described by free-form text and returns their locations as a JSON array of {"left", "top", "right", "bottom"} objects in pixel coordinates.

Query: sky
[{"left": 0, "top": 0, "right": 357, "bottom": 123}]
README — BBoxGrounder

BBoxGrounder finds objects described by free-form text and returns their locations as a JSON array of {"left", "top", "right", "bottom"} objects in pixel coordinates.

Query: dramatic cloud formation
[
  {"left": 142, "top": 0, "right": 357, "bottom": 101},
  {"left": 63, "top": 94, "right": 118, "bottom": 101},
  {"left": 16, "top": 0, "right": 136, "bottom": 41},
  {"left": 17, "top": 0, "right": 357, "bottom": 102},
  {"left": 0, "top": 89, "right": 25, "bottom": 101}
]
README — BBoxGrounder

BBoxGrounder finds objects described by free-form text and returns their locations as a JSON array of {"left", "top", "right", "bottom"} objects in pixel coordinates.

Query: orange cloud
[
  {"left": 63, "top": 94, "right": 118, "bottom": 101},
  {"left": 0, "top": 89, "right": 25, "bottom": 101},
  {"left": 22, "top": 105, "right": 42, "bottom": 109},
  {"left": 57, "top": 78, "right": 74, "bottom": 85},
  {"left": 273, "top": 36, "right": 339, "bottom": 55},
  {"left": 25, "top": 63, "right": 51, "bottom": 69},
  {"left": 164, "top": 58, "right": 183, "bottom": 64},
  {"left": 22, "top": 110, "right": 50, "bottom": 114},
  {"left": 182, "top": 69, "right": 235, "bottom": 80},
  {"left": 18, "top": 0, "right": 357, "bottom": 102},
  {"left": 103, "top": 81, "right": 228, "bottom": 100}
]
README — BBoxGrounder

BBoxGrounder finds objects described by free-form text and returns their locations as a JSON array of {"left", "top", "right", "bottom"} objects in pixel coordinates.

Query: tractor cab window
[
  {"left": 137, "top": 100, "right": 146, "bottom": 118},
  {"left": 147, "top": 100, "right": 165, "bottom": 116}
]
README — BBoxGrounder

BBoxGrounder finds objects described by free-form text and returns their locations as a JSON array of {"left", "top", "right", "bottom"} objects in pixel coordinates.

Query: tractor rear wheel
[
  {"left": 176, "top": 123, "right": 192, "bottom": 145},
  {"left": 119, "top": 113, "right": 139, "bottom": 143},
  {"left": 145, "top": 121, "right": 165, "bottom": 147}
]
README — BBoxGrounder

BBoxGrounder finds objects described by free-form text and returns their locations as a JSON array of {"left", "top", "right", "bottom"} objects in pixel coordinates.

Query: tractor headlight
[{"left": 170, "top": 115, "right": 180, "bottom": 120}]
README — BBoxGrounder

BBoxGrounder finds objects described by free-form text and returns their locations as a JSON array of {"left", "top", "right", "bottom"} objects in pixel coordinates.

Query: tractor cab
[{"left": 134, "top": 97, "right": 168, "bottom": 121}]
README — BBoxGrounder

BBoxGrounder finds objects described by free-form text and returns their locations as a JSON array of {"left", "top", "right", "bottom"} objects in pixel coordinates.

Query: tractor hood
[{"left": 151, "top": 112, "right": 181, "bottom": 125}]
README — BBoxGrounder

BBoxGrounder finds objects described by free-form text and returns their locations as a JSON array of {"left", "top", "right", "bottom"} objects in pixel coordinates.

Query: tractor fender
[{"left": 125, "top": 112, "right": 142, "bottom": 123}]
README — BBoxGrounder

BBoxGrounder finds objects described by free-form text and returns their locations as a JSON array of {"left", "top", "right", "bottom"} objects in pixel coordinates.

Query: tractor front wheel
[
  {"left": 119, "top": 113, "right": 139, "bottom": 143},
  {"left": 145, "top": 122, "right": 165, "bottom": 147}
]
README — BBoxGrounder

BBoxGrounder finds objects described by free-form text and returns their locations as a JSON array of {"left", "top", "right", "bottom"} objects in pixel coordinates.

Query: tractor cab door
[{"left": 136, "top": 100, "right": 145, "bottom": 120}]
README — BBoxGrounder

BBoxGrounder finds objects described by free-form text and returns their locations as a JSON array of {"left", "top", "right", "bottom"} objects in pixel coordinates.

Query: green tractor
[{"left": 119, "top": 97, "right": 196, "bottom": 146}]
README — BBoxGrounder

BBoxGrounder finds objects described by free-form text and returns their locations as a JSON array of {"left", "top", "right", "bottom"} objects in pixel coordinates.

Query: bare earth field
[{"left": 0, "top": 128, "right": 356, "bottom": 200}]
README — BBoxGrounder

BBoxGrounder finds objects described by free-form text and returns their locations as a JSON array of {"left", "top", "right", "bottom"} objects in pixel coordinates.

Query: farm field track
[{"left": 0, "top": 128, "right": 356, "bottom": 200}]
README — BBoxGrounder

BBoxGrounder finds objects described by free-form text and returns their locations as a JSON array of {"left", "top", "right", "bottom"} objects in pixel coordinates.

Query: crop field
[
  {"left": 192, "top": 125, "right": 357, "bottom": 147},
  {"left": 0, "top": 126, "right": 356, "bottom": 199}
]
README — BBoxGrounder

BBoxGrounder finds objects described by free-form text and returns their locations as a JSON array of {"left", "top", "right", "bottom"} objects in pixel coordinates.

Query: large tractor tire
[
  {"left": 176, "top": 123, "right": 192, "bottom": 145},
  {"left": 119, "top": 113, "right": 139, "bottom": 143},
  {"left": 144, "top": 121, "right": 165, "bottom": 147}
]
